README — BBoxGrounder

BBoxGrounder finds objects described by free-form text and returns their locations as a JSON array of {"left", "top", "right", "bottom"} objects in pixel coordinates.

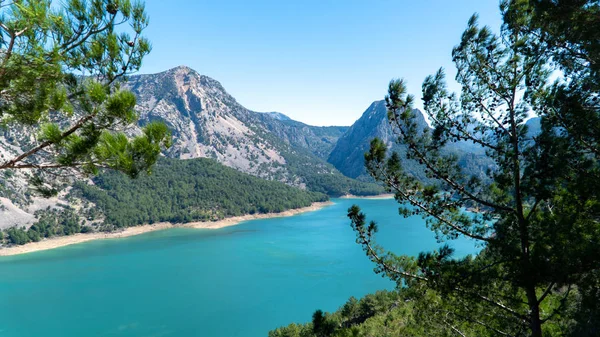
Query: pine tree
[
  {"left": 0, "top": 0, "right": 170, "bottom": 190},
  {"left": 349, "top": 1, "right": 599, "bottom": 336}
]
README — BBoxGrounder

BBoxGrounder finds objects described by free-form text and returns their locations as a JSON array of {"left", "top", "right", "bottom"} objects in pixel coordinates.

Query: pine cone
[{"left": 106, "top": 3, "right": 118, "bottom": 15}]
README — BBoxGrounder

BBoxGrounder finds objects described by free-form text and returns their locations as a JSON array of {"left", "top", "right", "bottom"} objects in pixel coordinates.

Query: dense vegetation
[
  {"left": 71, "top": 158, "right": 328, "bottom": 229},
  {"left": 270, "top": 291, "right": 415, "bottom": 337},
  {"left": 301, "top": 173, "right": 384, "bottom": 197},
  {"left": 0, "top": 157, "right": 331, "bottom": 246},
  {"left": 0, "top": 0, "right": 170, "bottom": 190},
  {"left": 2, "top": 208, "right": 87, "bottom": 246},
  {"left": 280, "top": 146, "right": 385, "bottom": 197},
  {"left": 277, "top": 1, "right": 600, "bottom": 336},
  {"left": 270, "top": 281, "right": 586, "bottom": 337}
]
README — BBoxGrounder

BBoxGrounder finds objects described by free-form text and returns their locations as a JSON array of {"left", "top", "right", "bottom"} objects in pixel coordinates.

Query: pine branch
[
  {"left": 388, "top": 111, "right": 514, "bottom": 213},
  {"left": 0, "top": 113, "right": 96, "bottom": 169},
  {"left": 537, "top": 282, "right": 555, "bottom": 305},
  {"left": 350, "top": 209, "right": 528, "bottom": 323}
]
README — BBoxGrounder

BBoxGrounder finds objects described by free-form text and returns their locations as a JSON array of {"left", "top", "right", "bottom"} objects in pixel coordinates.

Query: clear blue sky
[{"left": 139, "top": 0, "right": 502, "bottom": 126}]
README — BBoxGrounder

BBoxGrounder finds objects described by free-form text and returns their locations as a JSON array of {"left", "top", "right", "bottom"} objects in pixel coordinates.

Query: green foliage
[
  {"left": 71, "top": 157, "right": 328, "bottom": 228},
  {"left": 5, "top": 227, "right": 31, "bottom": 245},
  {"left": 301, "top": 173, "right": 384, "bottom": 197},
  {"left": 312, "top": 310, "right": 336, "bottom": 337},
  {"left": 0, "top": 0, "right": 170, "bottom": 188},
  {"left": 29, "top": 208, "right": 82, "bottom": 238},
  {"left": 270, "top": 290, "right": 469, "bottom": 337},
  {"left": 280, "top": 148, "right": 384, "bottom": 197},
  {"left": 0, "top": 207, "right": 100, "bottom": 246},
  {"left": 344, "top": 1, "right": 600, "bottom": 336},
  {"left": 80, "top": 226, "right": 94, "bottom": 234},
  {"left": 94, "top": 121, "right": 171, "bottom": 178},
  {"left": 271, "top": 283, "right": 582, "bottom": 337}
]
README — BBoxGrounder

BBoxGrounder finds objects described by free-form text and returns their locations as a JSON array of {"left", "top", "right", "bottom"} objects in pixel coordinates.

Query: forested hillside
[
  {"left": 0, "top": 158, "right": 332, "bottom": 245},
  {"left": 72, "top": 158, "right": 329, "bottom": 229}
]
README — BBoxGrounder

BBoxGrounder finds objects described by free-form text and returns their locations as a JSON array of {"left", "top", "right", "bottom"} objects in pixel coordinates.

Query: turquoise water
[{"left": 0, "top": 198, "right": 478, "bottom": 337}]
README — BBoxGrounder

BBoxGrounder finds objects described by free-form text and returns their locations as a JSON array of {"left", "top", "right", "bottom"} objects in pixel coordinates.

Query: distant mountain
[
  {"left": 124, "top": 66, "right": 379, "bottom": 196},
  {"left": 259, "top": 112, "right": 349, "bottom": 159},
  {"left": 257, "top": 116, "right": 349, "bottom": 160},
  {"left": 328, "top": 101, "right": 428, "bottom": 180},
  {"left": 328, "top": 100, "right": 492, "bottom": 181},
  {"left": 263, "top": 111, "right": 292, "bottom": 121}
]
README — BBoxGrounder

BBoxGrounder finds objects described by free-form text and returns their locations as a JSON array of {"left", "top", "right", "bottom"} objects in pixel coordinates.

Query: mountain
[
  {"left": 127, "top": 66, "right": 349, "bottom": 162},
  {"left": 328, "top": 100, "right": 428, "bottom": 180},
  {"left": 127, "top": 66, "right": 286, "bottom": 175},
  {"left": 257, "top": 116, "right": 349, "bottom": 160},
  {"left": 263, "top": 111, "right": 292, "bottom": 121},
  {"left": 126, "top": 66, "right": 378, "bottom": 195},
  {"left": 328, "top": 100, "right": 492, "bottom": 181},
  {"left": 0, "top": 66, "right": 383, "bottom": 239},
  {"left": 0, "top": 66, "right": 382, "bottom": 230},
  {"left": 260, "top": 111, "right": 349, "bottom": 159}
]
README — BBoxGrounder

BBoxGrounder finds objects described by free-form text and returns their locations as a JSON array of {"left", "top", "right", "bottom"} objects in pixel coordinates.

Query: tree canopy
[
  {"left": 72, "top": 157, "right": 328, "bottom": 229},
  {"left": 0, "top": 0, "right": 170, "bottom": 190},
  {"left": 1, "top": 157, "right": 329, "bottom": 246},
  {"left": 346, "top": 1, "right": 599, "bottom": 336}
]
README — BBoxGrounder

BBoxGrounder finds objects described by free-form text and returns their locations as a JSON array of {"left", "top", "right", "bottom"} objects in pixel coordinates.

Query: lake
[{"left": 0, "top": 198, "right": 478, "bottom": 337}]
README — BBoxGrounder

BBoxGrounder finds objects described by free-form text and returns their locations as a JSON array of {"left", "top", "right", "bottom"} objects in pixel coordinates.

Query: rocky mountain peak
[
  {"left": 164, "top": 66, "right": 229, "bottom": 96},
  {"left": 328, "top": 100, "right": 492, "bottom": 181},
  {"left": 327, "top": 100, "right": 427, "bottom": 179},
  {"left": 263, "top": 111, "right": 292, "bottom": 121},
  {"left": 124, "top": 66, "right": 287, "bottom": 176}
]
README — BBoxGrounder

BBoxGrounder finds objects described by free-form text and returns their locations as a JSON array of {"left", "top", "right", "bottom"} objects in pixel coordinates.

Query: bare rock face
[
  {"left": 327, "top": 101, "right": 428, "bottom": 180},
  {"left": 328, "top": 100, "right": 495, "bottom": 182},
  {"left": 126, "top": 66, "right": 289, "bottom": 180},
  {"left": 126, "top": 66, "right": 351, "bottom": 184}
]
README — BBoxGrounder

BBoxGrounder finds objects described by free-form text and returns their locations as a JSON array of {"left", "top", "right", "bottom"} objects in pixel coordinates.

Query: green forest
[
  {"left": 0, "top": 157, "right": 331, "bottom": 245},
  {"left": 72, "top": 158, "right": 329, "bottom": 228},
  {"left": 0, "top": 155, "right": 383, "bottom": 246},
  {"left": 269, "top": 290, "right": 478, "bottom": 337}
]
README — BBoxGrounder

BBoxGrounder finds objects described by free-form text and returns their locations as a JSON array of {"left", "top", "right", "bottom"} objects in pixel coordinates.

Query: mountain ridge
[
  {"left": 328, "top": 100, "right": 493, "bottom": 182},
  {"left": 0, "top": 65, "right": 383, "bottom": 231}
]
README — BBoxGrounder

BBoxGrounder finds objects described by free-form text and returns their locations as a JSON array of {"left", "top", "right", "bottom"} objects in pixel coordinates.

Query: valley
[
  {"left": 0, "top": 1, "right": 597, "bottom": 334},
  {"left": 0, "top": 66, "right": 387, "bottom": 248}
]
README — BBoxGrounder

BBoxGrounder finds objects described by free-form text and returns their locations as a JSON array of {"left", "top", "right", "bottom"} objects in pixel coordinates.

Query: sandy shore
[
  {"left": 0, "top": 201, "right": 333, "bottom": 257},
  {"left": 339, "top": 193, "right": 394, "bottom": 199}
]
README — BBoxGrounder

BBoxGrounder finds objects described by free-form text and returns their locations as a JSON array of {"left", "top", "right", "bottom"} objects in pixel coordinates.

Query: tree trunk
[{"left": 526, "top": 286, "right": 543, "bottom": 337}]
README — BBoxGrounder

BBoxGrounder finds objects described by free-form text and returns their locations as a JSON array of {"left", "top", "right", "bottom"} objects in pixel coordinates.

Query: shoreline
[
  {"left": 0, "top": 201, "right": 333, "bottom": 257},
  {"left": 339, "top": 193, "right": 394, "bottom": 200}
]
